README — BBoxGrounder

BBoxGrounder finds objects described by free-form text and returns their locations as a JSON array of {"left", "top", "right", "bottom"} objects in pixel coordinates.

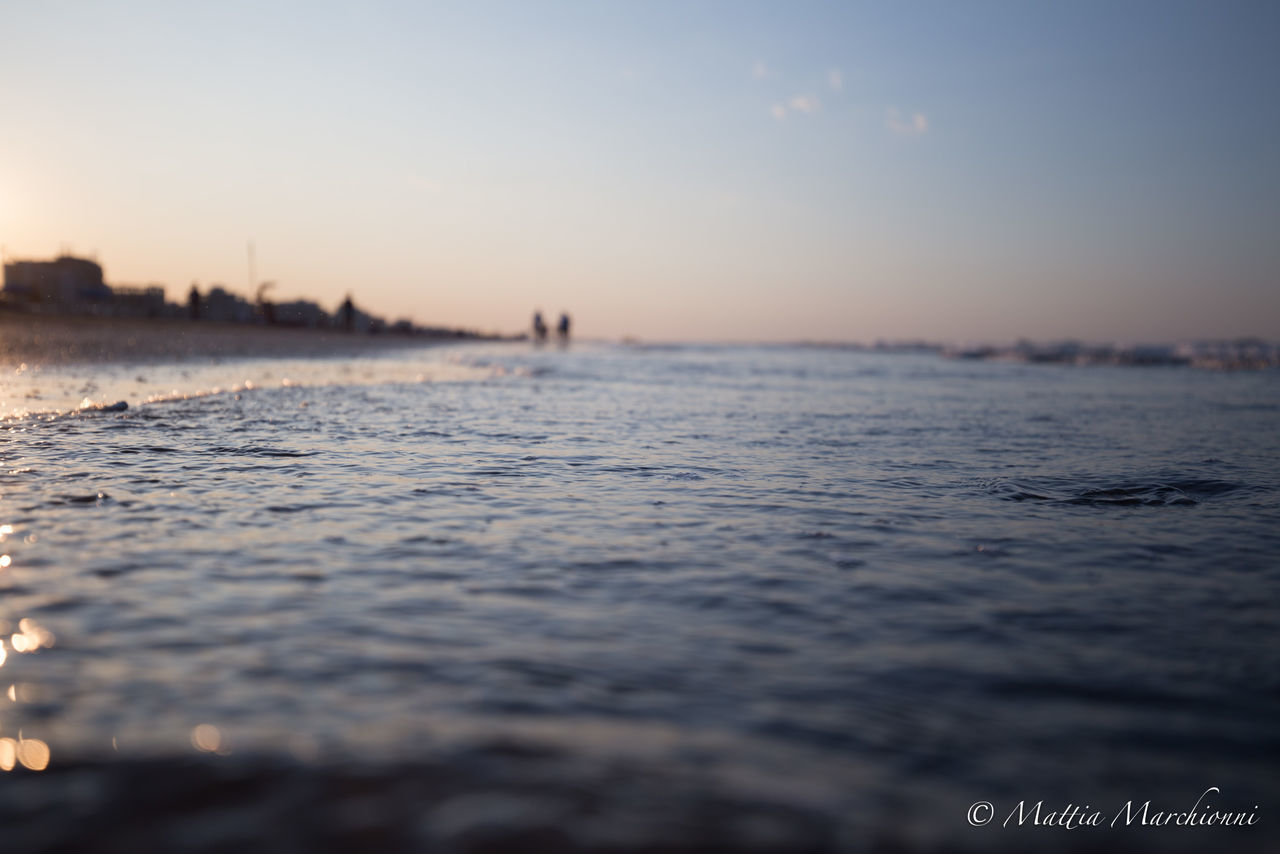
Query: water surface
[{"left": 0, "top": 342, "right": 1276, "bottom": 851}]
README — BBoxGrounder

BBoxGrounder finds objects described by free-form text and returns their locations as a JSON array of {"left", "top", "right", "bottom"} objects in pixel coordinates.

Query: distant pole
[{"left": 247, "top": 240, "right": 256, "bottom": 296}]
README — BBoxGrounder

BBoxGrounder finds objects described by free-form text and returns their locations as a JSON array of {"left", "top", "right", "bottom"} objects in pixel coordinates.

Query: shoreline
[
  {"left": 0, "top": 312, "right": 485, "bottom": 368},
  {"left": 0, "top": 313, "right": 506, "bottom": 418}
]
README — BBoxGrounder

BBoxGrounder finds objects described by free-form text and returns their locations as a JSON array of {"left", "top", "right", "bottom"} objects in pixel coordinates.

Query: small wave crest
[
  {"left": 984, "top": 477, "right": 1250, "bottom": 507},
  {"left": 1, "top": 343, "right": 504, "bottom": 424}
]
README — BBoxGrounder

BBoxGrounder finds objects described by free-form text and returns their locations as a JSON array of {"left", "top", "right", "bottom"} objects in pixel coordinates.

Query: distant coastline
[
  {"left": 778, "top": 338, "right": 1280, "bottom": 371},
  {"left": 0, "top": 253, "right": 500, "bottom": 342},
  {"left": 0, "top": 311, "right": 480, "bottom": 367}
]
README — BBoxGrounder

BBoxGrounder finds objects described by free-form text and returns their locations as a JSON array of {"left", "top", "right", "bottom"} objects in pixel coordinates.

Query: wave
[
  {"left": 985, "top": 476, "right": 1250, "bottom": 507},
  {"left": 0, "top": 343, "right": 510, "bottom": 424}
]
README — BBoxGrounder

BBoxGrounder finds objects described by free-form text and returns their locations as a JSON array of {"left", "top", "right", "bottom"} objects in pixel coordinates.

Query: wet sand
[{"left": 0, "top": 312, "right": 459, "bottom": 367}]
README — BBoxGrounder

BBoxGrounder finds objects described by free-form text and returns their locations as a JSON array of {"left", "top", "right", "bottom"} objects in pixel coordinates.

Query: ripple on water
[
  {"left": 0, "top": 343, "right": 1277, "bottom": 852},
  {"left": 984, "top": 475, "right": 1251, "bottom": 507}
]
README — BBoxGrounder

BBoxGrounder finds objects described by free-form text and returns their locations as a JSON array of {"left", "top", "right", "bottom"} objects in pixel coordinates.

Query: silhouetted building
[
  {"left": 203, "top": 286, "right": 258, "bottom": 323},
  {"left": 3, "top": 255, "right": 111, "bottom": 304},
  {"left": 0, "top": 252, "right": 426, "bottom": 337},
  {"left": 273, "top": 299, "right": 330, "bottom": 328},
  {"left": 342, "top": 304, "right": 379, "bottom": 334},
  {"left": 111, "top": 285, "right": 166, "bottom": 318}
]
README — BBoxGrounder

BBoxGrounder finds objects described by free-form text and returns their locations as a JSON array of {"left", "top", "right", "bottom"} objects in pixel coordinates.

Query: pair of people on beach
[{"left": 533, "top": 311, "right": 570, "bottom": 342}]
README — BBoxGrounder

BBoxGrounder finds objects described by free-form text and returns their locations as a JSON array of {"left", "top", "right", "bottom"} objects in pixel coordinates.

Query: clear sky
[{"left": 1, "top": 1, "right": 1277, "bottom": 342}]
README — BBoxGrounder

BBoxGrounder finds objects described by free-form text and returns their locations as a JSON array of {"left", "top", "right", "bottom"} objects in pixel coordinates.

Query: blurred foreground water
[{"left": 0, "top": 342, "right": 1277, "bottom": 852}]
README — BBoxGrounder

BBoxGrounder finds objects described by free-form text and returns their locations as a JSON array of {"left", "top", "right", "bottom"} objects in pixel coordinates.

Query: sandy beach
[{"left": 0, "top": 311, "right": 460, "bottom": 367}]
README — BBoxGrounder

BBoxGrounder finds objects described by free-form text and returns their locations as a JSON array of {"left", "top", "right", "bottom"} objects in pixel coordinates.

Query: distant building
[
  {"left": 3, "top": 255, "right": 112, "bottom": 304},
  {"left": 201, "top": 285, "right": 258, "bottom": 323},
  {"left": 332, "top": 298, "right": 379, "bottom": 334},
  {"left": 0, "top": 253, "right": 423, "bottom": 338},
  {"left": 273, "top": 299, "right": 331, "bottom": 328},
  {"left": 111, "top": 285, "right": 167, "bottom": 318}
]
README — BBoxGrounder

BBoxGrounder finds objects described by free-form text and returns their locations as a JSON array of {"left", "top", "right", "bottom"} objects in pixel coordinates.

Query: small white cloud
[
  {"left": 828, "top": 68, "right": 843, "bottom": 92},
  {"left": 788, "top": 94, "right": 821, "bottom": 114},
  {"left": 752, "top": 60, "right": 770, "bottom": 79},
  {"left": 886, "top": 107, "right": 929, "bottom": 135},
  {"left": 771, "top": 103, "right": 788, "bottom": 121}
]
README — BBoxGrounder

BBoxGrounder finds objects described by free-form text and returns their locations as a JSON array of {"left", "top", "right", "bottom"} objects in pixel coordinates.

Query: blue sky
[{"left": 1, "top": 1, "right": 1276, "bottom": 341}]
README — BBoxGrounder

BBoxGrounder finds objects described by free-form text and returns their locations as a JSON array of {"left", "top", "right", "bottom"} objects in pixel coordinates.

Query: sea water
[{"left": 0, "top": 341, "right": 1276, "bottom": 851}]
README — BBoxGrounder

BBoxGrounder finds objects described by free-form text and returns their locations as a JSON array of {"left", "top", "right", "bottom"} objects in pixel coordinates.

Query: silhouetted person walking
[
  {"left": 339, "top": 295, "right": 355, "bottom": 333},
  {"left": 533, "top": 311, "right": 548, "bottom": 342},
  {"left": 557, "top": 312, "right": 571, "bottom": 342}
]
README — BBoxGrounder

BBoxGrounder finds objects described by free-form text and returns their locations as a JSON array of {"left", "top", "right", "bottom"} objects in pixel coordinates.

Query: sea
[{"left": 0, "top": 340, "right": 1277, "bottom": 853}]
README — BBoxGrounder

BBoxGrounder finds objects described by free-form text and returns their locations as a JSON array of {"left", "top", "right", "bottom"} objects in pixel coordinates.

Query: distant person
[
  {"left": 187, "top": 285, "right": 201, "bottom": 321},
  {"left": 532, "top": 311, "right": 548, "bottom": 342},
  {"left": 256, "top": 281, "right": 276, "bottom": 325},
  {"left": 557, "top": 312, "right": 571, "bottom": 342},
  {"left": 339, "top": 295, "right": 355, "bottom": 333}
]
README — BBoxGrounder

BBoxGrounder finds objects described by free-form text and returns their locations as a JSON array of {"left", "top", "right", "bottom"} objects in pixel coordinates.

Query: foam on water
[{"left": 0, "top": 345, "right": 502, "bottom": 420}]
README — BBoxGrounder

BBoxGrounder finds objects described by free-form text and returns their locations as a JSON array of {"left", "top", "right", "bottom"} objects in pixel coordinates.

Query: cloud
[
  {"left": 788, "top": 94, "right": 821, "bottom": 114},
  {"left": 886, "top": 107, "right": 928, "bottom": 135},
  {"left": 771, "top": 94, "right": 821, "bottom": 121},
  {"left": 752, "top": 60, "right": 770, "bottom": 79},
  {"left": 828, "top": 68, "right": 843, "bottom": 92}
]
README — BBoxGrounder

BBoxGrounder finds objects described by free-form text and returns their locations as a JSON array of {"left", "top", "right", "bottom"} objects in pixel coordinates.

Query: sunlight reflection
[
  {"left": 0, "top": 735, "right": 45, "bottom": 771},
  {"left": 191, "top": 723, "right": 222, "bottom": 753},
  {"left": 16, "top": 737, "right": 49, "bottom": 771},
  {"left": 10, "top": 618, "right": 55, "bottom": 653},
  {"left": 4, "top": 347, "right": 502, "bottom": 420}
]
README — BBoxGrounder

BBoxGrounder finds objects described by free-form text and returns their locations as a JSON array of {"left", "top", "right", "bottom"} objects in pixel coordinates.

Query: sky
[{"left": 1, "top": 0, "right": 1277, "bottom": 343}]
